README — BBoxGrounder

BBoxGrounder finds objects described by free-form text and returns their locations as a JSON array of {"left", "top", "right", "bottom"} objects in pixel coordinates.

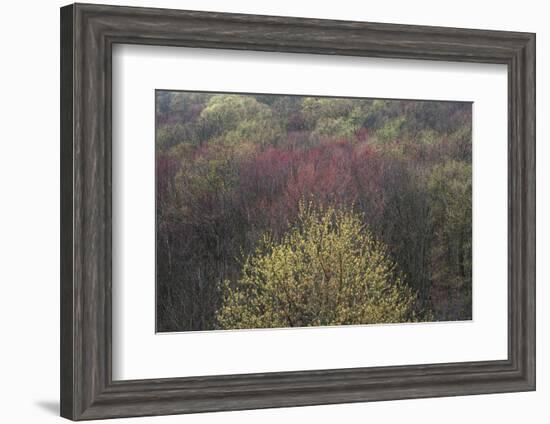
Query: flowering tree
[{"left": 217, "top": 203, "right": 417, "bottom": 329}]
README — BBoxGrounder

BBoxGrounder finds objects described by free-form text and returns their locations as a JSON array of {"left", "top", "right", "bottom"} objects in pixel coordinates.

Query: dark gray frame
[{"left": 60, "top": 3, "right": 536, "bottom": 421}]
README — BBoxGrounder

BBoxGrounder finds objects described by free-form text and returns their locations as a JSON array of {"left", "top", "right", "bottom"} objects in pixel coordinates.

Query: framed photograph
[{"left": 60, "top": 3, "right": 535, "bottom": 420}]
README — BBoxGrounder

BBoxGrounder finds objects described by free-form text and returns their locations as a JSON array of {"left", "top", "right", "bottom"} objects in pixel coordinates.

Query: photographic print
[{"left": 155, "top": 90, "right": 472, "bottom": 333}]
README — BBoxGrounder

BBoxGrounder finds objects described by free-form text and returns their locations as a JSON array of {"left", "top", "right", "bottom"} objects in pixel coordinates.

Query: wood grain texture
[
  {"left": 60, "top": 4, "right": 74, "bottom": 419},
  {"left": 60, "top": 3, "right": 536, "bottom": 420}
]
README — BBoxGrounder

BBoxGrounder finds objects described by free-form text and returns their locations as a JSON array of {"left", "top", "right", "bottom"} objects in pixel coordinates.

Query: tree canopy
[
  {"left": 217, "top": 203, "right": 417, "bottom": 329},
  {"left": 155, "top": 91, "right": 472, "bottom": 332}
]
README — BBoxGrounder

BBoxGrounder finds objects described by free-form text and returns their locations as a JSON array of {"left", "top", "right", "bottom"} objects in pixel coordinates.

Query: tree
[
  {"left": 428, "top": 161, "right": 472, "bottom": 320},
  {"left": 197, "top": 94, "right": 283, "bottom": 145},
  {"left": 217, "top": 203, "right": 418, "bottom": 329}
]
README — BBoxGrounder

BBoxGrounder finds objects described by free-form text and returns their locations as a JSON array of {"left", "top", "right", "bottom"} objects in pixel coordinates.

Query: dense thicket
[{"left": 156, "top": 91, "right": 472, "bottom": 332}]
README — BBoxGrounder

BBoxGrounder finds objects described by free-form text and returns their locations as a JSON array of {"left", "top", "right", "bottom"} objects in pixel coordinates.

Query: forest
[{"left": 155, "top": 90, "right": 472, "bottom": 332}]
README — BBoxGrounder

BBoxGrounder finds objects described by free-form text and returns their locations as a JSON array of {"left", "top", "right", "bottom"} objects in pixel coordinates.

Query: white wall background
[{"left": 0, "top": 0, "right": 546, "bottom": 422}]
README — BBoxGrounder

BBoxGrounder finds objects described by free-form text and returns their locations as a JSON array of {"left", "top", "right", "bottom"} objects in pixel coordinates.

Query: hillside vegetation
[{"left": 156, "top": 91, "right": 472, "bottom": 332}]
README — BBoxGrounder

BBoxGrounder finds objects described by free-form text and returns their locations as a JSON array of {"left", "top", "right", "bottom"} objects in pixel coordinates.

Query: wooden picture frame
[{"left": 60, "top": 3, "right": 535, "bottom": 420}]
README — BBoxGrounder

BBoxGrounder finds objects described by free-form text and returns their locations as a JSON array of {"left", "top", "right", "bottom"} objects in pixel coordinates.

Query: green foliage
[
  {"left": 375, "top": 116, "right": 406, "bottom": 143},
  {"left": 156, "top": 123, "right": 190, "bottom": 150},
  {"left": 312, "top": 116, "right": 359, "bottom": 140},
  {"left": 156, "top": 93, "right": 472, "bottom": 153},
  {"left": 180, "top": 153, "right": 234, "bottom": 195},
  {"left": 168, "top": 92, "right": 212, "bottom": 115},
  {"left": 429, "top": 161, "right": 472, "bottom": 244},
  {"left": 155, "top": 92, "right": 213, "bottom": 149},
  {"left": 198, "top": 94, "right": 283, "bottom": 145},
  {"left": 174, "top": 141, "right": 256, "bottom": 201},
  {"left": 301, "top": 98, "right": 356, "bottom": 128},
  {"left": 221, "top": 118, "right": 283, "bottom": 146},
  {"left": 200, "top": 95, "right": 269, "bottom": 129},
  {"left": 217, "top": 203, "right": 418, "bottom": 329},
  {"left": 418, "top": 129, "right": 441, "bottom": 146},
  {"left": 155, "top": 91, "right": 473, "bottom": 331},
  {"left": 428, "top": 161, "right": 472, "bottom": 319}
]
